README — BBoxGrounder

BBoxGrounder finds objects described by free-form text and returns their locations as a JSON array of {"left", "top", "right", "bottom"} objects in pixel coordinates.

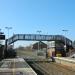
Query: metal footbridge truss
[{"left": 6, "top": 34, "right": 72, "bottom": 46}]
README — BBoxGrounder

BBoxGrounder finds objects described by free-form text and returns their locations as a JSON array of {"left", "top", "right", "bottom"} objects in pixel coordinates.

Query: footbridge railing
[{"left": 6, "top": 34, "right": 72, "bottom": 46}]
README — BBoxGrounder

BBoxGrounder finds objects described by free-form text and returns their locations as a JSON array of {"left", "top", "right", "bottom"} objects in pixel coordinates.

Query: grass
[{"left": 17, "top": 50, "right": 46, "bottom": 59}]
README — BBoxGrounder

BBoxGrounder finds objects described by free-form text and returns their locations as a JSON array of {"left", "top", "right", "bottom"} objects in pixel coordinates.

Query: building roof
[{"left": 33, "top": 41, "right": 47, "bottom": 50}]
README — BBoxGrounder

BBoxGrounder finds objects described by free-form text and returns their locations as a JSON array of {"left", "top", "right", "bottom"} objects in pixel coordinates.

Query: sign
[{"left": 0, "top": 35, "right": 5, "bottom": 40}]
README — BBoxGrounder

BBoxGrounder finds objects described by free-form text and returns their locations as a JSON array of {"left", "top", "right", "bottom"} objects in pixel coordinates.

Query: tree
[{"left": 72, "top": 40, "right": 75, "bottom": 48}]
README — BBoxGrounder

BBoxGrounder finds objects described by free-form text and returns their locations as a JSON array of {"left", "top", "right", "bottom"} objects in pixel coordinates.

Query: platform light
[
  {"left": 62, "top": 29, "right": 68, "bottom": 52},
  {"left": 5, "top": 27, "right": 12, "bottom": 39}
]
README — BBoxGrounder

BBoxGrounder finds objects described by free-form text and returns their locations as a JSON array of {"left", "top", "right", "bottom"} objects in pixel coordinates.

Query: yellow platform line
[{"left": 13, "top": 59, "right": 15, "bottom": 75}]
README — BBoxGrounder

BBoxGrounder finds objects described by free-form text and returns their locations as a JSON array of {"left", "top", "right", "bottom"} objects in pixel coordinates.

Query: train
[{"left": 0, "top": 44, "right": 17, "bottom": 60}]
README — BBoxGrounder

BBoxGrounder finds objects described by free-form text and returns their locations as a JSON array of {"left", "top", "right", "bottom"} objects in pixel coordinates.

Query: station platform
[
  {"left": 0, "top": 58, "right": 37, "bottom": 75},
  {"left": 54, "top": 57, "right": 75, "bottom": 70}
]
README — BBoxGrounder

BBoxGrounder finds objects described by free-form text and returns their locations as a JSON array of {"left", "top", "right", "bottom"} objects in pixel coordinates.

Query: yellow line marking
[{"left": 13, "top": 59, "right": 15, "bottom": 75}]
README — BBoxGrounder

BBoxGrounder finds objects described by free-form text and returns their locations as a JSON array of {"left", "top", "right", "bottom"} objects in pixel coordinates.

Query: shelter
[{"left": 32, "top": 41, "right": 47, "bottom": 50}]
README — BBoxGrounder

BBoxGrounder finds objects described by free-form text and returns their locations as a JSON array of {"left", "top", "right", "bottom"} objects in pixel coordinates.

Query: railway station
[
  {"left": 6, "top": 34, "right": 73, "bottom": 57},
  {"left": 0, "top": 0, "right": 75, "bottom": 74},
  {"left": 0, "top": 34, "right": 75, "bottom": 75}
]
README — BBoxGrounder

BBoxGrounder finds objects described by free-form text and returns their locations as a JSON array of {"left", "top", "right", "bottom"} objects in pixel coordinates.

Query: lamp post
[
  {"left": 5, "top": 27, "right": 12, "bottom": 50},
  {"left": 0, "top": 29, "right": 1, "bottom": 33},
  {"left": 13, "top": 33, "right": 15, "bottom": 49},
  {"left": 46, "top": 32, "right": 49, "bottom": 58},
  {"left": 62, "top": 30, "right": 68, "bottom": 52},
  {"left": 5, "top": 27, "right": 12, "bottom": 39},
  {"left": 0, "top": 29, "right": 4, "bottom": 35},
  {"left": 37, "top": 30, "right": 42, "bottom": 55}
]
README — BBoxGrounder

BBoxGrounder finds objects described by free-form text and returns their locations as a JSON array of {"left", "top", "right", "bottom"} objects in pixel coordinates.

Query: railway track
[
  {"left": 37, "top": 62, "right": 75, "bottom": 75},
  {"left": 26, "top": 60, "right": 75, "bottom": 75},
  {"left": 26, "top": 61, "right": 47, "bottom": 75}
]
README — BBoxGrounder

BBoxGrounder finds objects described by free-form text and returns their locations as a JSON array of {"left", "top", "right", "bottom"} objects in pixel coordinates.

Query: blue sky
[{"left": 0, "top": 0, "right": 75, "bottom": 47}]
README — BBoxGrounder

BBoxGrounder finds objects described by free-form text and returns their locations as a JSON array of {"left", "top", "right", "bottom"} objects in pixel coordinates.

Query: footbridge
[{"left": 6, "top": 34, "right": 72, "bottom": 46}]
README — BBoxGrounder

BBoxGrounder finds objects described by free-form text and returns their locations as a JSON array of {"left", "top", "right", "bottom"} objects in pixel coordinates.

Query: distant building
[
  {"left": 32, "top": 41, "right": 47, "bottom": 58},
  {"left": 32, "top": 41, "right": 47, "bottom": 50}
]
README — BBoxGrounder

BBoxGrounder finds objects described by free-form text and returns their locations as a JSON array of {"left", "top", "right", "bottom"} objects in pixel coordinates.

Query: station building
[
  {"left": 32, "top": 41, "right": 73, "bottom": 57},
  {"left": 47, "top": 41, "right": 73, "bottom": 57},
  {"left": 32, "top": 41, "right": 47, "bottom": 50},
  {"left": 47, "top": 41, "right": 66, "bottom": 57},
  {"left": 32, "top": 41, "right": 47, "bottom": 58}
]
